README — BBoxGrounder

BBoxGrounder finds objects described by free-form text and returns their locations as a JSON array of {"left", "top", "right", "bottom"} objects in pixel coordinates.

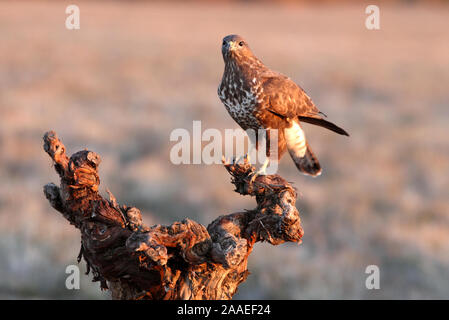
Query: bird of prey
[{"left": 218, "top": 34, "right": 349, "bottom": 177}]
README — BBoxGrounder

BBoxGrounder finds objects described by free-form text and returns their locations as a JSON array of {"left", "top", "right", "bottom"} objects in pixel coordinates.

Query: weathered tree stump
[{"left": 43, "top": 131, "right": 303, "bottom": 300}]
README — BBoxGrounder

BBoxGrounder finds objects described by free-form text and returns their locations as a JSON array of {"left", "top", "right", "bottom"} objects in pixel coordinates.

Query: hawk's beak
[{"left": 228, "top": 41, "right": 238, "bottom": 51}]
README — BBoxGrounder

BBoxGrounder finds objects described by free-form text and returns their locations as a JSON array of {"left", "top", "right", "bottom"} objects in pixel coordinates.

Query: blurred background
[{"left": 0, "top": 0, "right": 448, "bottom": 299}]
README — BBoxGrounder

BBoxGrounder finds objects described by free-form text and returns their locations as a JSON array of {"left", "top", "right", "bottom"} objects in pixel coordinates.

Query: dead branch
[{"left": 42, "top": 131, "right": 303, "bottom": 300}]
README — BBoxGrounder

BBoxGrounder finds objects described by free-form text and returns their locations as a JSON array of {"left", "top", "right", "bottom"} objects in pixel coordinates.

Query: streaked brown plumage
[{"left": 218, "top": 34, "right": 349, "bottom": 176}]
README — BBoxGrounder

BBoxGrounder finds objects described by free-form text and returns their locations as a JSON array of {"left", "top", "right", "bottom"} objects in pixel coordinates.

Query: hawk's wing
[
  {"left": 259, "top": 72, "right": 322, "bottom": 119},
  {"left": 259, "top": 71, "right": 349, "bottom": 136}
]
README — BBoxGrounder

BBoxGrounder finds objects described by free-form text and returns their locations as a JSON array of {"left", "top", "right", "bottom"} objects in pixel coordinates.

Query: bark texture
[{"left": 43, "top": 131, "right": 304, "bottom": 300}]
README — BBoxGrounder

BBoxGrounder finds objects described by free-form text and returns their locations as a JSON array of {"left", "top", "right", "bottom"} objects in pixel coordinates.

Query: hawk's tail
[
  {"left": 294, "top": 142, "right": 322, "bottom": 176},
  {"left": 298, "top": 116, "right": 349, "bottom": 136},
  {"left": 285, "top": 121, "right": 322, "bottom": 177}
]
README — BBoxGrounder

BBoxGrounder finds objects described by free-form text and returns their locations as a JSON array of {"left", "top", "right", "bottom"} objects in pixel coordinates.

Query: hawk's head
[{"left": 221, "top": 34, "right": 254, "bottom": 63}]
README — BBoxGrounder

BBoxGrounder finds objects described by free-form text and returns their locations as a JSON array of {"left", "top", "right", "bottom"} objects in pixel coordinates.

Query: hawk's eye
[
  {"left": 239, "top": 41, "right": 244, "bottom": 47},
  {"left": 222, "top": 41, "right": 226, "bottom": 46}
]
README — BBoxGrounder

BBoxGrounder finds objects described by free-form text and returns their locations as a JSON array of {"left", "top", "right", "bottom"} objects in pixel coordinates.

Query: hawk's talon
[
  {"left": 243, "top": 153, "right": 250, "bottom": 164},
  {"left": 249, "top": 172, "right": 259, "bottom": 184},
  {"left": 233, "top": 155, "right": 242, "bottom": 164},
  {"left": 249, "top": 165, "right": 268, "bottom": 184},
  {"left": 233, "top": 153, "right": 251, "bottom": 165}
]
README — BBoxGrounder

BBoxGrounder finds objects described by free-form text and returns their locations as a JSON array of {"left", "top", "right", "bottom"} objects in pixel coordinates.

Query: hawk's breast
[{"left": 218, "top": 74, "right": 264, "bottom": 130}]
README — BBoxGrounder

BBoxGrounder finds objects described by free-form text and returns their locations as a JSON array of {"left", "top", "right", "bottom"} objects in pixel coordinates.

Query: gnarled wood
[{"left": 43, "top": 131, "right": 304, "bottom": 300}]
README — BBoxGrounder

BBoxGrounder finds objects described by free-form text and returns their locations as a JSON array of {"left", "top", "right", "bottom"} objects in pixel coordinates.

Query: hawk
[{"left": 218, "top": 34, "right": 349, "bottom": 177}]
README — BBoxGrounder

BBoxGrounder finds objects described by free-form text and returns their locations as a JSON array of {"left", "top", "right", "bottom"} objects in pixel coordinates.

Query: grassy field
[{"left": 0, "top": 1, "right": 448, "bottom": 299}]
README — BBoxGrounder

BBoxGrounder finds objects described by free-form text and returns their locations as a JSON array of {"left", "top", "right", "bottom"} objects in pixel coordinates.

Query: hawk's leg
[
  {"left": 250, "top": 157, "right": 270, "bottom": 183},
  {"left": 234, "top": 154, "right": 249, "bottom": 164},
  {"left": 234, "top": 142, "right": 254, "bottom": 164}
]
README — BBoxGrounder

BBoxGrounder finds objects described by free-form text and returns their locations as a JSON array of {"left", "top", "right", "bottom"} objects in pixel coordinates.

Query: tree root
[{"left": 42, "top": 131, "right": 303, "bottom": 300}]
